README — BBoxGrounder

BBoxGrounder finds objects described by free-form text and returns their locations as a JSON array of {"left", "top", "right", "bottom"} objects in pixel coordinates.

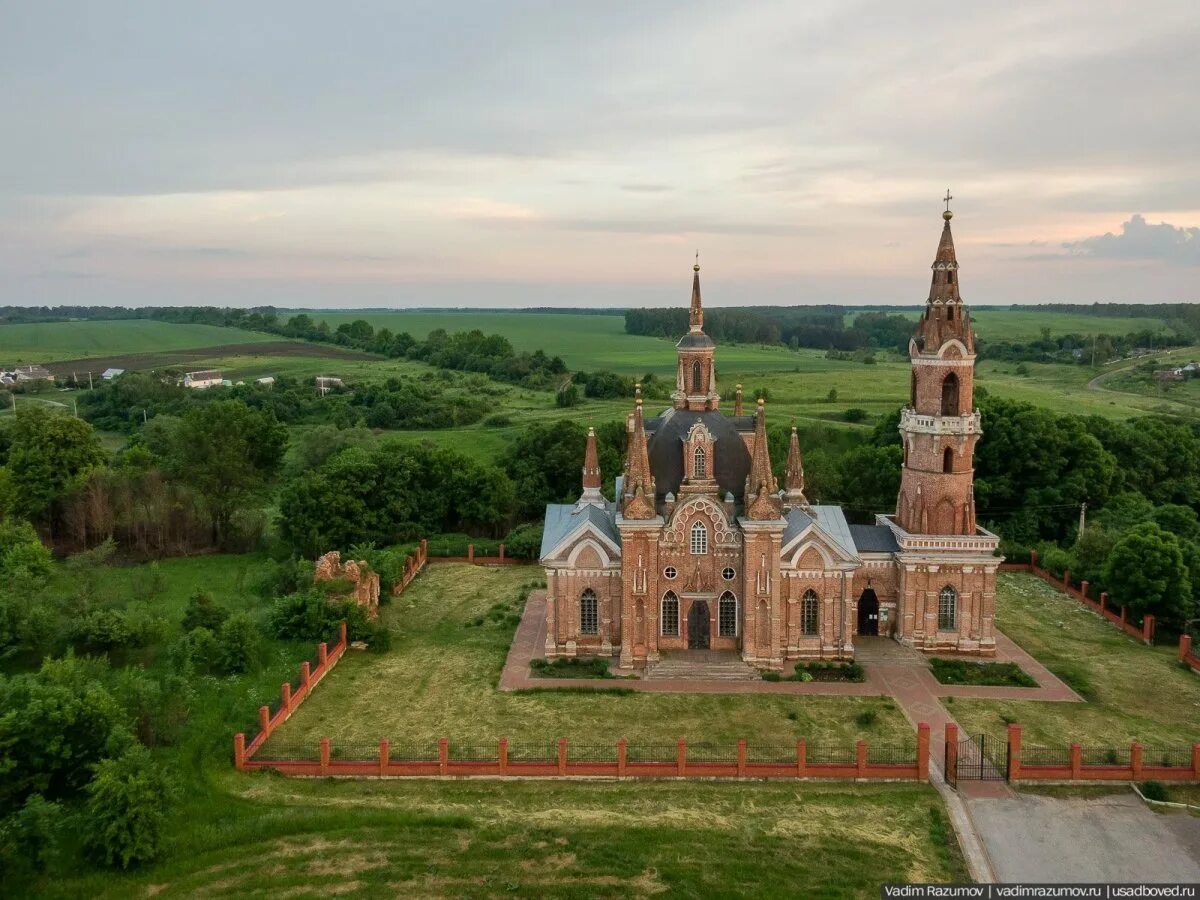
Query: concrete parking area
[{"left": 967, "top": 792, "right": 1200, "bottom": 882}]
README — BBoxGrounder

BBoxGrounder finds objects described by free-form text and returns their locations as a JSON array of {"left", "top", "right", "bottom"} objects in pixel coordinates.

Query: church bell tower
[
  {"left": 672, "top": 256, "right": 720, "bottom": 411},
  {"left": 895, "top": 194, "right": 980, "bottom": 536}
]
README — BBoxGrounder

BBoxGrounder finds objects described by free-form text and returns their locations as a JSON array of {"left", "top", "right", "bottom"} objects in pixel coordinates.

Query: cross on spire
[{"left": 943, "top": 189, "right": 953, "bottom": 212}]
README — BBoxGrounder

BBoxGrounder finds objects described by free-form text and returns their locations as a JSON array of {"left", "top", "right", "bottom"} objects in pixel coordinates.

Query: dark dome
[
  {"left": 675, "top": 332, "right": 715, "bottom": 350},
  {"left": 644, "top": 409, "right": 752, "bottom": 500}
]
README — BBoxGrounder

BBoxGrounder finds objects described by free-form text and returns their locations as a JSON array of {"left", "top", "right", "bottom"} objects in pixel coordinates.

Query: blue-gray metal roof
[
  {"left": 783, "top": 505, "right": 858, "bottom": 560},
  {"left": 848, "top": 524, "right": 900, "bottom": 554},
  {"left": 540, "top": 502, "right": 621, "bottom": 560}
]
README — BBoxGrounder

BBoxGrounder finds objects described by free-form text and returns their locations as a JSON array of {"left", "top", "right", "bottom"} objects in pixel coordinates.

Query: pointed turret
[
  {"left": 734, "top": 383, "right": 744, "bottom": 416},
  {"left": 577, "top": 426, "right": 603, "bottom": 506},
  {"left": 689, "top": 255, "right": 704, "bottom": 332},
  {"left": 744, "top": 398, "right": 781, "bottom": 519},
  {"left": 914, "top": 192, "right": 973, "bottom": 354},
  {"left": 621, "top": 398, "right": 656, "bottom": 519},
  {"left": 783, "top": 425, "right": 809, "bottom": 510}
]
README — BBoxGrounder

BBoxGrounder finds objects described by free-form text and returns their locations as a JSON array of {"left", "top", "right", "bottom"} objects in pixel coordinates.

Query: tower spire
[
  {"left": 578, "top": 425, "right": 603, "bottom": 506},
  {"left": 783, "top": 424, "right": 809, "bottom": 510},
  {"left": 745, "top": 398, "right": 782, "bottom": 520},
  {"left": 621, "top": 398, "right": 656, "bottom": 519},
  {"left": 914, "top": 194, "right": 973, "bottom": 353},
  {"left": 689, "top": 252, "right": 703, "bottom": 333}
]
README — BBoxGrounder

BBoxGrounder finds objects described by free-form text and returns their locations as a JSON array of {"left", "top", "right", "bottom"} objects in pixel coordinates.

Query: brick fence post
[
  {"left": 234, "top": 732, "right": 246, "bottom": 770},
  {"left": 737, "top": 739, "right": 747, "bottom": 778},
  {"left": 1100, "top": 592, "right": 1108, "bottom": 614},
  {"left": 1131, "top": 742, "right": 1143, "bottom": 781},
  {"left": 1143, "top": 615, "right": 1155, "bottom": 645},
  {"left": 557, "top": 738, "right": 568, "bottom": 776},
  {"left": 300, "top": 660, "right": 311, "bottom": 690},
  {"left": 917, "top": 723, "right": 930, "bottom": 782},
  {"left": 1120, "top": 606, "right": 1128, "bottom": 626},
  {"left": 318, "top": 641, "right": 328, "bottom": 667},
  {"left": 281, "top": 681, "right": 292, "bottom": 712},
  {"left": 617, "top": 738, "right": 627, "bottom": 778},
  {"left": 1182, "top": 634, "right": 1194, "bottom": 662},
  {"left": 797, "top": 739, "right": 807, "bottom": 778},
  {"left": 468, "top": 543, "right": 475, "bottom": 563},
  {"left": 420, "top": 538, "right": 428, "bottom": 562},
  {"left": 1070, "top": 743, "right": 1082, "bottom": 780},
  {"left": 676, "top": 738, "right": 686, "bottom": 777},
  {"left": 379, "top": 739, "right": 389, "bottom": 776},
  {"left": 944, "top": 723, "right": 958, "bottom": 781},
  {"left": 856, "top": 740, "right": 867, "bottom": 778},
  {"left": 319, "top": 737, "right": 331, "bottom": 776},
  {"left": 438, "top": 738, "right": 448, "bottom": 775},
  {"left": 339, "top": 620, "right": 348, "bottom": 646},
  {"left": 1080, "top": 580, "right": 1089, "bottom": 602},
  {"left": 258, "top": 705, "right": 270, "bottom": 736},
  {"left": 1192, "top": 744, "right": 1200, "bottom": 779},
  {"left": 1007, "top": 724, "right": 1022, "bottom": 783},
  {"left": 499, "top": 543, "right": 505, "bottom": 561},
  {"left": 498, "top": 738, "right": 508, "bottom": 775},
  {"left": 1063, "top": 568, "right": 1070, "bottom": 592},
  {"left": 1030, "top": 549, "right": 1038, "bottom": 569}
]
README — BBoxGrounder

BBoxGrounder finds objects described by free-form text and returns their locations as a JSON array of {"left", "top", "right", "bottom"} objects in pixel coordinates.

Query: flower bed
[{"left": 930, "top": 658, "right": 1036, "bottom": 687}]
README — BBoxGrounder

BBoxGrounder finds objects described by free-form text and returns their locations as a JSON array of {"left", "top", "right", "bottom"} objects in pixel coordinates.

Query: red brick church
[{"left": 539, "top": 205, "right": 1001, "bottom": 670}]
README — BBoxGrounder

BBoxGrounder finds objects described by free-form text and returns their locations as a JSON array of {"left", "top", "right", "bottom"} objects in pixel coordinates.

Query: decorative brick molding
[
  {"left": 1001, "top": 555, "right": 1155, "bottom": 645},
  {"left": 236, "top": 724, "right": 932, "bottom": 782}
]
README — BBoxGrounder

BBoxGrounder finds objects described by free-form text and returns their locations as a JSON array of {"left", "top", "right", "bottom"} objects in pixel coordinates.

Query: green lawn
[
  {"left": 0, "top": 319, "right": 282, "bottom": 363},
  {"left": 264, "top": 563, "right": 911, "bottom": 756},
  {"left": 947, "top": 573, "right": 1200, "bottom": 749},
  {"left": 967, "top": 308, "right": 1171, "bottom": 342},
  {"left": 54, "top": 778, "right": 963, "bottom": 898}
]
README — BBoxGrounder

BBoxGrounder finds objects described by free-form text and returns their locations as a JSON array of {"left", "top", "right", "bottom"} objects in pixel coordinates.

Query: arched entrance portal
[
  {"left": 857, "top": 589, "right": 880, "bottom": 636},
  {"left": 687, "top": 600, "right": 711, "bottom": 649}
]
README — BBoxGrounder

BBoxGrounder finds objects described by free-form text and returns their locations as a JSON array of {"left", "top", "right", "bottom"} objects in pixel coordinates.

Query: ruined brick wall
[{"left": 313, "top": 551, "right": 380, "bottom": 619}]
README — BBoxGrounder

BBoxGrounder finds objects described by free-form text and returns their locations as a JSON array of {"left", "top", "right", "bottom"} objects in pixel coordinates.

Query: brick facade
[{"left": 541, "top": 207, "right": 1000, "bottom": 667}]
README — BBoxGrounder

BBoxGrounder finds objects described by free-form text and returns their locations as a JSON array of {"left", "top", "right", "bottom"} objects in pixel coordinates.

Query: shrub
[
  {"left": 528, "top": 657, "right": 611, "bottom": 679},
  {"left": 503, "top": 523, "right": 544, "bottom": 560},
  {"left": 843, "top": 408, "right": 868, "bottom": 423},
  {"left": 174, "top": 626, "right": 220, "bottom": 675},
  {"left": 181, "top": 591, "right": 229, "bottom": 633},
  {"left": 71, "top": 609, "right": 133, "bottom": 654},
  {"left": 0, "top": 793, "right": 64, "bottom": 880},
  {"left": 856, "top": 709, "right": 878, "bottom": 727},
  {"left": 217, "top": 612, "right": 263, "bottom": 675},
  {"left": 1139, "top": 780, "right": 1169, "bottom": 802},
  {"left": 268, "top": 590, "right": 370, "bottom": 642},
  {"left": 0, "top": 519, "right": 53, "bottom": 581},
  {"left": 83, "top": 746, "right": 174, "bottom": 869},
  {"left": 109, "top": 669, "right": 191, "bottom": 747},
  {"left": 761, "top": 671, "right": 783, "bottom": 682},
  {"left": 482, "top": 414, "right": 513, "bottom": 428},
  {"left": 929, "top": 659, "right": 1036, "bottom": 687}
]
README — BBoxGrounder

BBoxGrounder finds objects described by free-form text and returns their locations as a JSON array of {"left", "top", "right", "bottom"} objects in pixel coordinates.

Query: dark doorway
[
  {"left": 687, "top": 600, "right": 711, "bottom": 649},
  {"left": 857, "top": 589, "right": 879, "bottom": 636}
]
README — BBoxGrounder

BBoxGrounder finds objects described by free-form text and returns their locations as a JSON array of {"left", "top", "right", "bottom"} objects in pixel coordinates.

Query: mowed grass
[
  {"left": 0, "top": 319, "right": 282, "bottom": 363},
  {"left": 947, "top": 573, "right": 1200, "bottom": 749},
  {"left": 264, "top": 563, "right": 911, "bottom": 755},
  {"left": 55, "top": 779, "right": 964, "bottom": 899}
]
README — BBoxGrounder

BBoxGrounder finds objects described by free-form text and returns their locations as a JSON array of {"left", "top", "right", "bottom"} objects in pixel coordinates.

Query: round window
[
  {"left": 664, "top": 566, "right": 677, "bottom": 580},
  {"left": 722, "top": 567, "right": 736, "bottom": 581}
]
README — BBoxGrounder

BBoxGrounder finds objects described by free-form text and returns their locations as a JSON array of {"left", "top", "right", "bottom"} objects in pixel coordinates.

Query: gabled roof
[
  {"left": 848, "top": 524, "right": 900, "bottom": 554},
  {"left": 782, "top": 505, "right": 858, "bottom": 561},
  {"left": 540, "top": 502, "right": 621, "bottom": 561}
]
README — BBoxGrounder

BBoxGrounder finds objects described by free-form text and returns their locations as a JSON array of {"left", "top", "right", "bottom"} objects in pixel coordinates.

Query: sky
[{"left": 2, "top": 1, "right": 1199, "bottom": 309}]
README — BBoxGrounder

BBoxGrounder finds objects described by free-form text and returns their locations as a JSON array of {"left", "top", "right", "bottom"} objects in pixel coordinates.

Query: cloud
[{"left": 1063, "top": 215, "right": 1200, "bottom": 265}]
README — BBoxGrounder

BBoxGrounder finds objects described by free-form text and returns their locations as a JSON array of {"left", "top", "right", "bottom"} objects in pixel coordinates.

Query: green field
[
  {"left": 265, "top": 563, "right": 910, "bottom": 754},
  {"left": 0, "top": 319, "right": 283, "bottom": 364},
  {"left": 948, "top": 573, "right": 1200, "bottom": 749}
]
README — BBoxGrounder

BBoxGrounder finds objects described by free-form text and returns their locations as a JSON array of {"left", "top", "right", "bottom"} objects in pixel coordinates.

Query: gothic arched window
[
  {"left": 943, "top": 447, "right": 953, "bottom": 473},
  {"left": 690, "top": 521, "right": 708, "bottom": 555},
  {"left": 661, "top": 591, "right": 679, "bottom": 636},
  {"left": 941, "top": 373, "right": 960, "bottom": 416},
  {"left": 692, "top": 360, "right": 703, "bottom": 393},
  {"left": 718, "top": 591, "right": 737, "bottom": 637},
  {"left": 693, "top": 445, "right": 706, "bottom": 478},
  {"left": 580, "top": 589, "right": 599, "bottom": 635},
  {"left": 938, "top": 585, "right": 957, "bottom": 631},
  {"left": 801, "top": 589, "right": 819, "bottom": 635}
]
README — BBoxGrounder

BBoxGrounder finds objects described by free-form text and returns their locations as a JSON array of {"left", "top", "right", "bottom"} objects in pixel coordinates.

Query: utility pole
[
  {"left": 1091, "top": 334, "right": 1097, "bottom": 368},
  {"left": 88, "top": 371, "right": 93, "bottom": 390},
  {"left": 72, "top": 398, "right": 78, "bottom": 417},
  {"left": 1079, "top": 501, "right": 1087, "bottom": 536}
]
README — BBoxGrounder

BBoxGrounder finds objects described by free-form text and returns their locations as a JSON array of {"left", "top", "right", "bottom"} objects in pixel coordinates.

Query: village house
[
  {"left": 0, "top": 364, "right": 55, "bottom": 385},
  {"left": 540, "top": 204, "right": 1000, "bottom": 670},
  {"left": 183, "top": 369, "right": 223, "bottom": 389}
]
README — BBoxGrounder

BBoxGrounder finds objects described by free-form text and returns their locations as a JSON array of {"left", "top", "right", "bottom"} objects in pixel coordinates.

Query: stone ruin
[{"left": 313, "top": 550, "right": 380, "bottom": 619}]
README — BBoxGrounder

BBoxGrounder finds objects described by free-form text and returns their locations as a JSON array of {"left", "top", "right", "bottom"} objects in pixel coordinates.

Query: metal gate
[{"left": 947, "top": 733, "right": 1008, "bottom": 787}]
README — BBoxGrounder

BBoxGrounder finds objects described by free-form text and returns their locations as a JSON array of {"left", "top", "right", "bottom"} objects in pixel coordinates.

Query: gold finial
[
  {"left": 943, "top": 188, "right": 954, "bottom": 221},
  {"left": 693, "top": 249, "right": 700, "bottom": 272},
  {"left": 757, "top": 397, "right": 765, "bottom": 407}
]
